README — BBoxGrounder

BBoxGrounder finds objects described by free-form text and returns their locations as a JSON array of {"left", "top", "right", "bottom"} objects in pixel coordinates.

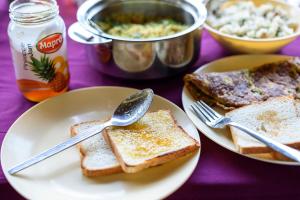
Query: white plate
[
  {"left": 182, "top": 54, "right": 300, "bottom": 166},
  {"left": 1, "top": 86, "right": 200, "bottom": 200}
]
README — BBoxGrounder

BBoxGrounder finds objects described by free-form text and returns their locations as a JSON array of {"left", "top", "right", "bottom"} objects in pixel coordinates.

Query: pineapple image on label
[{"left": 28, "top": 54, "right": 68, "bottom": 92}]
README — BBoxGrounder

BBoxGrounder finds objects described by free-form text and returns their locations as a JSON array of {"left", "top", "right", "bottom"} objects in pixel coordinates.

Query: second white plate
[{"left": 182, "top": 54, "right": 300, "bottom": 166}]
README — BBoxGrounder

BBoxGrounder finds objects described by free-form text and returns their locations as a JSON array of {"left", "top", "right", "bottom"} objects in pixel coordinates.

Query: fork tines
[{"left": 191, "top": 101, "right": 222, "bottom": 124}]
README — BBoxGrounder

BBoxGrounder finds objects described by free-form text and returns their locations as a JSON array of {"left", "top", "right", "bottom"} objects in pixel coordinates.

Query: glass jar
[{"left": 8, "top": 0, "right": 69, "bottom": 102}]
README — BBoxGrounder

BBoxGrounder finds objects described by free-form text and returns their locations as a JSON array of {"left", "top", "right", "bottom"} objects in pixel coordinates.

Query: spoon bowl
[{"left": 111, "top": 88, "right": 154, "bottom": 126}]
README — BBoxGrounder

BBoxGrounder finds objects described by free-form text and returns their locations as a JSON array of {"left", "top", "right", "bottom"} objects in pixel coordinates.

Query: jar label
[
  {"left": 36, "top": 33, "right": 63, "bottom": 54},
  {"left": 9, "top": 31, "right": 69, "bottom": 102}
]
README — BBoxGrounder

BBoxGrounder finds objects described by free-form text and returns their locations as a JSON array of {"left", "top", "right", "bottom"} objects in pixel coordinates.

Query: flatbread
[{"left": 184, "top": 58, "right": 300, "bottom": 110}]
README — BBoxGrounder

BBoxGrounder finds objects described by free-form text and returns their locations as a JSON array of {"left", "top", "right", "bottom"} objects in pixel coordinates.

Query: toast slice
[
  {"left": 71, "top": 121, "right": 122, "bottom": 177},
  {"left": 226, "top": 96, "right": 300, "bottom": 154},
  {"left": 104, "top": 110, "right": 200, "bottom": 173}
]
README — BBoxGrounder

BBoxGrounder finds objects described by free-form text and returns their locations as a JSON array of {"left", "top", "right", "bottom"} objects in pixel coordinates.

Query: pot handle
[{"left": 68, "top": 22, "right": 112, "bottom": 44}]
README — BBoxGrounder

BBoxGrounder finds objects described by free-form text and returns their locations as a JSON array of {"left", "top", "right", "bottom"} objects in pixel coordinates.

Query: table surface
[{"left": 1, "top": 1, "right": 300, "bottom": 199}]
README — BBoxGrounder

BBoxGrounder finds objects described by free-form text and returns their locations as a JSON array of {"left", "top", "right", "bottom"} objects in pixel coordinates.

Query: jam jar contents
[{"left": 8, "top": 0, "right": 69, "bottom": 102}]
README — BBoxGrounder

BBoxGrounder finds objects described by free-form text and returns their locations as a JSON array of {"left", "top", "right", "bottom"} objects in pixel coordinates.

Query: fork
[{"left": 191, "top": 100, "right": 300, "bottom": 162}]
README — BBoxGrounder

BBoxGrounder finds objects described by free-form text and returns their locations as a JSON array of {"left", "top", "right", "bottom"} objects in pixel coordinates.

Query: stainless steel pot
[{"left": 68, "top": 0, "right": 207, "bottom": 79}]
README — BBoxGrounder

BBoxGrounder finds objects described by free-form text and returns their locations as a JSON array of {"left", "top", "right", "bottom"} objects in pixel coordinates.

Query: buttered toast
[
  {"left": 226, "top": 96, "right": 300, "bottom": 154},
  {"left": 71, "top": 121, "right": 122, "bottom": 177},
  {"left": 104, "top": 110, "right": 200, "bottom": 173}
]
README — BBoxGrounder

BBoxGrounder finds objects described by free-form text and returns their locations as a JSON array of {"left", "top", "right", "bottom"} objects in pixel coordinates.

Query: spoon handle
[{"left": 8, "top": 121, "right": 111, "bottom": 175}]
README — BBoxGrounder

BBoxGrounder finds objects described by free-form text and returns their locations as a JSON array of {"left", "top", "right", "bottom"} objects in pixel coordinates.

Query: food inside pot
[{"left": 97, "top": 14, "right": 188, "bottom": 39}]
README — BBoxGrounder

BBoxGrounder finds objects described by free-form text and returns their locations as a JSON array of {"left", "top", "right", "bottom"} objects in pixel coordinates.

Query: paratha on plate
[{"left": 184, "top": 58, "right": 300, "bottom": 110}]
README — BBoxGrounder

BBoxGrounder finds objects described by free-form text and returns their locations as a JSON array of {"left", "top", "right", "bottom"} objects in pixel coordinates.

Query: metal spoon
[{"left": 8, "top": 89, "right": 154, "bottom": 175}]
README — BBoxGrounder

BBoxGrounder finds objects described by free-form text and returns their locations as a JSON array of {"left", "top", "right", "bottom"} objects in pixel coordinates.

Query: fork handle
[{"left": 228, "top": 121, "right": 300, "bottom": 162}]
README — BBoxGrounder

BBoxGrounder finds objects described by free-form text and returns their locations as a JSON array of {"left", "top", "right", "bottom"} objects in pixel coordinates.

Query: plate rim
[
  {"left": 181, "top": 54, "right": 300, "bottom": 166},
  {"left": 1, "top": 86, "right": 201, "bottom": 200}
]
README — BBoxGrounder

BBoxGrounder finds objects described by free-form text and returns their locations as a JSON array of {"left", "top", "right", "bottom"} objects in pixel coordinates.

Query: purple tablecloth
[{"left": 1, "top": 1, "right": 300, "bottom": 199}]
